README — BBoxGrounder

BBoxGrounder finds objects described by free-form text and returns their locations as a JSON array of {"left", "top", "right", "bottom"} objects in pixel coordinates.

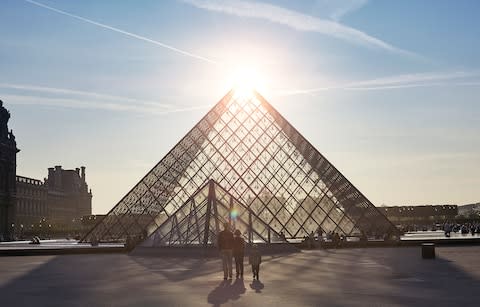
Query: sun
[{"left": 230, "top": 65, "right": 264, "bottom": 98}]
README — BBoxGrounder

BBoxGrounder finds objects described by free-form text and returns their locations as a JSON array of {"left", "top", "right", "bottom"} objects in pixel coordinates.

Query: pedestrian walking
[
  {"left": 233, "top": 229, "right": 245, "bottom": 278},
  {"left": 249, "top": 244, "right": 262, "bottom": 280},
  {"left": 218, "top": 222, "right": 234, "bottom": 280}
]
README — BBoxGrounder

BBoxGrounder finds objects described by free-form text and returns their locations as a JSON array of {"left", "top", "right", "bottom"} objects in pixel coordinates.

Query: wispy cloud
[
  {"left": 348, "top": 71, "right": 478, "bottom": 88},
  {"left": 315, "top": 0, "right": 369, "bottom": 21},
  {"left": 4, "top": 94, "right": 150, "bottom": 113},
  {"left": 1, "top": 83, "right": 212, "bottom": 115},
  {"left": 182, "top": 0, "right": 414, "bottom": 56},
  {"left": 275, "top": 71, "right": 480, "bottom": 96},
  {"left": 3, "top": 94, "right": 211, "bottom": 115},
  {"left": 0, "top": 83, "right": 173, "bottom": 109},
  {"left": 25, "top": 0, "right": 217, "bottom": 64}
]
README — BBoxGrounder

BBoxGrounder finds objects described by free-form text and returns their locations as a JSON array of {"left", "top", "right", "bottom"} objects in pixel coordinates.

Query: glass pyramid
[
  {"left": 82, "top": 89, "right": 398, "bottom": 244},
  {"left": 141, "top": 179, "right": 285, "bottom": 247}
]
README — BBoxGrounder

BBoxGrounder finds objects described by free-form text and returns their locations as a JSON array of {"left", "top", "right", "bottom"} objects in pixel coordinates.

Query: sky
[{"left": 1, "top": 0, "right": 479, "bottom": 214}]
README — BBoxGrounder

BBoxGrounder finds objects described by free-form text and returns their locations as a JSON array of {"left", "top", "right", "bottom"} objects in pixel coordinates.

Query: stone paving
[{"left": 1, "top": 246, "right": 480, "bottom": 306}]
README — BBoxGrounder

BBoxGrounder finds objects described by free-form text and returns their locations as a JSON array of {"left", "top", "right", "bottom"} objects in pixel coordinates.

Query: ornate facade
[
  {"left": 0, "top": 99, "right": 92, "bottom": 240},
  {"left": 14, "top": 176, "right": 48, "bottom": 231},
  {"left": 45, "top": 165, "right": 92, "bottom": 226},
  {"left": 0, "top": 100, "right": 19, "bottom": 240},
  {"left": 12, "top": 165, "right": 92, "bottom": 237}
]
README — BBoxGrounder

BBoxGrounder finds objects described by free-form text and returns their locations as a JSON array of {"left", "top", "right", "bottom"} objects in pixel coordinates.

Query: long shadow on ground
[
  {"left": 207, "top": 278, "right": 246, "bottom": 307},
  {"left": 0, "top": 247, "right": 479, "bottom": 306},
  {"left": 273, "top": 247, "right": 480, "bottom": 307},
  {"left": 131, "top": 256, "right": 221, "bottom": 281}
]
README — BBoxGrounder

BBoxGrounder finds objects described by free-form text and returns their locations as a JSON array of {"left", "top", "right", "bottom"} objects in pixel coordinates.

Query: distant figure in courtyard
[
  {"left": 90, "top": 235, "right": 99, "bottom": 246},
  {"left": 249, "top": 244, "right": 262, "bottom": 280},
  {"left": 333, "top": 232, "right": 341, "bottom": 248},
  {"left": 125, "top": 235, "right": 133, "bottom": 250},
  {"left": 218, "top": 222, "right": 234, "bottom": 280},
  {"left": 360, "top": 231, "right": 367, "bottom": 242},
  {"left": 444, "top": 223, "right": 451, "bottom": 237},
  {"left": 326, "top": 231, "right": 333, "bottom": 241},
  {"left": 309, "top": 231, "right": 315, "bottom": 248},
  {"left": 233, "top": 229, "right": 245, "bottom": 278},
  {"left": 317, "top": 227, "right": 323, "bottom": 242}
]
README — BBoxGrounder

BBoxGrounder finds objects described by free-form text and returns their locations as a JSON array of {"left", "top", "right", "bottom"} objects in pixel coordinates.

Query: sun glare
[{"left": 230, "top": 65, "right": 264, "bottom": 98}]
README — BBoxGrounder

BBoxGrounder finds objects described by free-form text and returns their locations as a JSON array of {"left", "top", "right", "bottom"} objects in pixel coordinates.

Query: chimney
[
  {"left": 75, "top": 168, "right": 80, "bottom": 176},
  {"left": 47, "top": 167, "right": 54, "bottom": 188},
  {"left": 81, "top": 166, "right": 86, "bottom": 182},
  {"left": 54, "top": 165, "right": 62, "bottom": 189}
]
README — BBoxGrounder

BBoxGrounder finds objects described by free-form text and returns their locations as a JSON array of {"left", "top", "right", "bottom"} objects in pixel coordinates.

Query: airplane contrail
[
  {"left": 272, "top": 71, "right": 480, "bottom": 96},
  {"left": 25, "top": 0, "right": 218, "bottom": 65}
]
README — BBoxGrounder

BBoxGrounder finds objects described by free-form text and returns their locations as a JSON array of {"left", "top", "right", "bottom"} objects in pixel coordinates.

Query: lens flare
[{"left": 230, "top": 208, "right": 239, "bottom": 219}]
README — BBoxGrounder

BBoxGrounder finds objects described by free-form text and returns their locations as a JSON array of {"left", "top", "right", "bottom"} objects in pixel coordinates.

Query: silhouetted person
[
  {"left": 327, "top": 231, "right": 332, "bottom": 241},
  {"left": 444, "top": 223, "right": 451, "bottom": 237},
  {"left": 125, "top": 235, "right": 133, "bottom": 251},
  {"left": 91, "top": 235, "right": 98, "bottom": 246},
  {"left": 317, "top": 227, "right": 323, "bottom": 241},
  {"left": 249, "top": 244, "right": 262, "bottom": 280},
  {"left": 218, "top": 222, "right": 234, "bottom": 280},
  {"left": 333, "top": 232, "right": 340, "bottom": 248},
  {"left": 309, "top": 231, "right": 315, "bottom": 248},
  {"left": 233, "top": 229, "right": 245, "bottom": 278},
  {"left": 360, "top": 231, "right": 367, "bottom": 242}
]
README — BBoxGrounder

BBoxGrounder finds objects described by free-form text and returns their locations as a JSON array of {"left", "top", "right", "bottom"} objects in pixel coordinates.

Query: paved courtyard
[{"left": 1, "top": 246, "right": 480, "bottom": 306}]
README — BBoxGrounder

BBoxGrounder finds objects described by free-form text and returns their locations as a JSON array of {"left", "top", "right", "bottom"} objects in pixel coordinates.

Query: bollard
[{"left": 421, "top": 243, "right": 435, "bottom": 259}]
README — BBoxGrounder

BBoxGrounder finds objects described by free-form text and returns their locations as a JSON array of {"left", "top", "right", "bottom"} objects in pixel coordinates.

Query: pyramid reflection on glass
[{"left": 82, "top": 89, "right": 398, "bottom": 246}]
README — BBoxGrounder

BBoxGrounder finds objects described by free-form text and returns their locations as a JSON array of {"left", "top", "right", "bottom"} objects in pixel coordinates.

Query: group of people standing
[{"left": 218, "top": 222, "right": 262, "bottom": 280}]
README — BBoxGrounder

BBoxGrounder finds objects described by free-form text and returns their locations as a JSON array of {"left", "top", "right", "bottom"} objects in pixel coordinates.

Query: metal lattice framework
[
  {"left": 141, "top": 179, "right": 285, "bottom": 247},
  {"left": 82, "top": 89, "right": 398, "bottom": 244}
]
